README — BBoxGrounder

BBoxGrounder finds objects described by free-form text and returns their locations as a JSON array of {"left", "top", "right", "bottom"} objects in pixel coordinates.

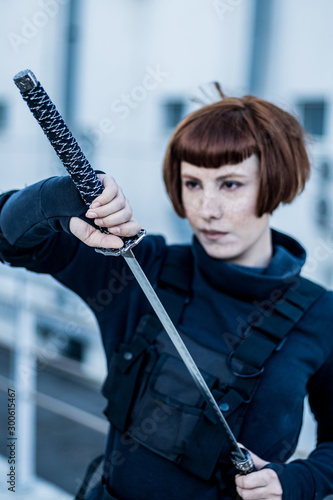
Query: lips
[{"left": 201, "top": 229, "right": 229, "bottom": 240}]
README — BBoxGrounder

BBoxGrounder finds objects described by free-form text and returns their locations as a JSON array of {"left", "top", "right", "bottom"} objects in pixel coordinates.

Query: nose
[{"left": 199, "top": 191, "right": 223, "bottom": 220}]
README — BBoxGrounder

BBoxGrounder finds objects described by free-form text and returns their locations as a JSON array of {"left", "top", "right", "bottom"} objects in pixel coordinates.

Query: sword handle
[
  {"left": 231, "top": 447, "right": 256, "bottom": 474},
  {"left": 13, "top": 69, "right": 145, "bottom": 256}
]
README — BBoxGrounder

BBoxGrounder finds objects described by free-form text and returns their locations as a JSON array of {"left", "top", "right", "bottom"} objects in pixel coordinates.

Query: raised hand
[{"left": 69, "top": 174, "right": 141, "bottom": 249}]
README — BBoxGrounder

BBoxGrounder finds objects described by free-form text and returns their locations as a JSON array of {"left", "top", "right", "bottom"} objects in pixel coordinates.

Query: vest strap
[{"left": 231, "top": 277, "right": 325, "bottom": 372}]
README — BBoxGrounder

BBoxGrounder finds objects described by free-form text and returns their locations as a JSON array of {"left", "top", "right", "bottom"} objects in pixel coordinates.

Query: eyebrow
[{"left": 181, "top": 173, "right": 248, "bottom": 180}]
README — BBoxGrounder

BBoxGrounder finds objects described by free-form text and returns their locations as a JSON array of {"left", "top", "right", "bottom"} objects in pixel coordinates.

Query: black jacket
[{"left": 0, "top": 176, "right": 333, "bottom": 499}]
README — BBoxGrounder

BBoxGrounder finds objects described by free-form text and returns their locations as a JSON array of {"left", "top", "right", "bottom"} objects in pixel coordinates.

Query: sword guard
[
  {"left": 94, "top": 229, "right": 147, "bottom": 256},
  {"left": 231, "top": 448, "right": 256, "bottom": 474}
]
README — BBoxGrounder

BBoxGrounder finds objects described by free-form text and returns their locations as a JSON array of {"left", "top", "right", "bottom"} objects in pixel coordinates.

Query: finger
[
  {"left": 236, "top": 484, "right": 268, "bottom": 500},
  {"left": 84, "top": 230, "right": 124, "bottom": 249},
  {"left": 69, "top": 217, "right": 125, "bottom": 249},
  {"left": 91, "top": 175, "right": 119, "bottom": 207},
  {"left": 94, "top": 204, "right": 134, "bottom": 228},
  {"left": 86, "top": 193, "right": 127, "bottom": 219},
  {"left": 236, "top": 472, "right": 268, "bottom": 489},
  {"left": 69, "top": 216, "right": 96, "bottom": 240},
  {"left": 109, "top": 219, "right": 142, "bottom": 237},
  {"left": 236, "top": 484, "right": 282, "bottom": 500}
]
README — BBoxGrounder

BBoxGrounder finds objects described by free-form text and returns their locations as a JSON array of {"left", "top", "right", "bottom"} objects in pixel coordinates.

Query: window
[
  {"left": 162, "top": 98, "right": 186, "bottom": 130},
  {"left": 64, "top": 337, "right": 85, "bottom": 362},
  {"left": 318, "top": 160, "right": 331, "bottom": 182},
  {"left": 38, "top": 323, "right": 86, "bottom": 363},
  {"left": 297, "top": 99, "right": 327, "bottom": 137},
  {"left": 0, "top": 101, "right": 8, "bottom": 131},
  {"left": 316, "top": 198, "right": 330, "bottom": 228}
]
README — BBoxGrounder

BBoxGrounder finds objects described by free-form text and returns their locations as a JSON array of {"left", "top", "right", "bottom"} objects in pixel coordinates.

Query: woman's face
[{"left": 180, "top": 155, "right": 272, "bottom": 267}]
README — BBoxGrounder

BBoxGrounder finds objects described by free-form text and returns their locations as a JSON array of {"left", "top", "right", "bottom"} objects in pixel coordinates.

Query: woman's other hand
[{"left": 235, "top": 446, "right": 283, "bottom": 500}]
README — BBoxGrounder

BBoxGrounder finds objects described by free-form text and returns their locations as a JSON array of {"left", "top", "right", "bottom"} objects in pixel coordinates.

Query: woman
[{"left": 0, "top": 92, "right": 332, "bottom": 500}]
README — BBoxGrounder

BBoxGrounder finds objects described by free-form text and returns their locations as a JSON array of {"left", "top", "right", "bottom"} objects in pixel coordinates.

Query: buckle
[{"left": 227, "top": 351, "right": 264, "bottom": 379}]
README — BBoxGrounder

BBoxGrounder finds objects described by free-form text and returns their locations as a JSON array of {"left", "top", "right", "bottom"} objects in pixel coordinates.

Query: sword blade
[{"left": 124, "top": 248, "right": 244, "bottom": 460}]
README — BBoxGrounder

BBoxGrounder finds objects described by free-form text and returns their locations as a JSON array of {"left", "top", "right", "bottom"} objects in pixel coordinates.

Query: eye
[
  {"left": 184, "top": 180, "right": 200, "bottom": 190},
  {"left": 221, "top": 180, "right": 241, "bottom": 190}
]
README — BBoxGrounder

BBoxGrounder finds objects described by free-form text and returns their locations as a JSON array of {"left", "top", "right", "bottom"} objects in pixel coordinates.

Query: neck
[{"left": 227, "top": 225, "right": 273, "bottom": 268}]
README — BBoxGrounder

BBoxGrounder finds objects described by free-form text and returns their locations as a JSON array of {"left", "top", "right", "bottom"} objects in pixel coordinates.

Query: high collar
[{"left": 191, "top": 229, "right": 306, "bottom": 301}]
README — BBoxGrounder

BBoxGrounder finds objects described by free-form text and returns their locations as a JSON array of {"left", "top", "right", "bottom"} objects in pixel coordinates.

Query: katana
[{"left": 13, "top": 69, "right": 255, "bottom": 474}]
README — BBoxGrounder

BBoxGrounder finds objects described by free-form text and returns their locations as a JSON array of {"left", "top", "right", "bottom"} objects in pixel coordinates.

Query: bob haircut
[{"left": 163, "top": 93, "right": 310, "bottom": 217}]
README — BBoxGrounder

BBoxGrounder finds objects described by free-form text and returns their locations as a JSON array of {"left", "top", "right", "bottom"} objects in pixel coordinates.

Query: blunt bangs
[{"left": 171, "top": 106, "right": 259, "bottom": 168}]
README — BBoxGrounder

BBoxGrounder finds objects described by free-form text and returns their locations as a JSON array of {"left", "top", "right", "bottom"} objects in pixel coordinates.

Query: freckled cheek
[
  {"left": 182, "top": 193, "right": 201, "bottom": 217},
  {"left": 184, "top": 207, "right": 198, "bottom": 227},
  {"left": 225, "top": 201, "right": 257, "bottom": 227}
]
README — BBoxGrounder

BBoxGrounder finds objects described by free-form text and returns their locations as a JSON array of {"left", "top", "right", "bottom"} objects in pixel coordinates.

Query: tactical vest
[
  {"left": 101, "top": 245, "right": 325, "bottom": 482},
  {"left": 75, "top": 244, "right": 325, "bottom": 500}
]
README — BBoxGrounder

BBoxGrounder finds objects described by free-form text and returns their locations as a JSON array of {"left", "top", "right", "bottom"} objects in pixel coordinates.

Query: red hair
[{"left": 163, "top": 94, "right": 310, "bottom": 217}]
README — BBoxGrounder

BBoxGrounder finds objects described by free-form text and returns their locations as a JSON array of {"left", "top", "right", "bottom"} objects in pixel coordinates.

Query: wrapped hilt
[{"left": 13, "top": 69, "right": 145, "bottom": 256}]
